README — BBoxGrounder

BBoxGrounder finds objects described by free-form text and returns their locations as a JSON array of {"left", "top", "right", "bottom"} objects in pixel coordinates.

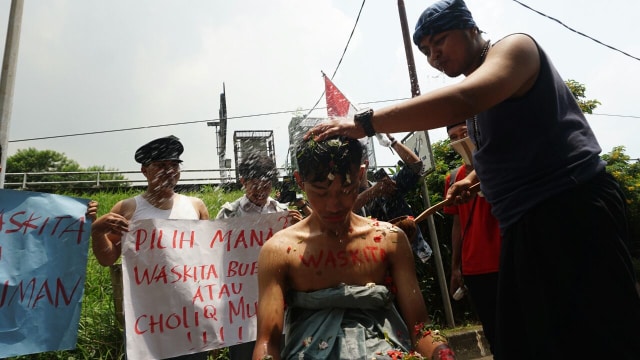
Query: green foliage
[
  {"left": 565, "top": 79, "right": 601, "bottom": 114},
  {"left": 5, "top": 148, "right": 129, "bottom": 190},
  {"left": 7, "top": 147, "right": 81, "bottom": 172},
  {"left": 601, "top": 146, "right": 640, "bottom": 258}
]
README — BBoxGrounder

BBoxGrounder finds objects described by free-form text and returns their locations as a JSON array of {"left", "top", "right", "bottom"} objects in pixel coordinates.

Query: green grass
[{"left": 5, "top": 187, "right": 243, "bottom": 360}]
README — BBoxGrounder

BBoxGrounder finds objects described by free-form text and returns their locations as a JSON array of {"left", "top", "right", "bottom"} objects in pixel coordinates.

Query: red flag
[{"left": 324, "top": 73, "right": 358, "bottom": 119}]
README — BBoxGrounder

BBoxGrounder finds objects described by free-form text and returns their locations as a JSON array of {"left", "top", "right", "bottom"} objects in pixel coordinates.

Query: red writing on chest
[{"left": 299, "top": 246, "right": 387, "bottom": 268}]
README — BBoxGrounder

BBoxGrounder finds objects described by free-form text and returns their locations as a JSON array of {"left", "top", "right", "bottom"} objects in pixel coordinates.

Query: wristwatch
[{"left": 354, "top": 108, "right": 376, "bottom": 137}]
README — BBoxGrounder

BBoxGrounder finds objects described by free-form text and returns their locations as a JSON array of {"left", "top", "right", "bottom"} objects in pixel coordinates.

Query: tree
[
  {"left": 7, "top": 147, "right": 81, "bottom": 173},
  {"left": 566, "top": 79, "right": 601, "bottom": 114},
  {"left": 600, "top": 146, "right": 640, "bottom": 258},
  {"left": 5, "top": 148, "right": 128, "bottom": 191}
]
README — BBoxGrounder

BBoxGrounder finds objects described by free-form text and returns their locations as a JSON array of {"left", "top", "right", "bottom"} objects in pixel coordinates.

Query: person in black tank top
[{"left": 306, "top": 0, "right": 640, "bottom": 358}]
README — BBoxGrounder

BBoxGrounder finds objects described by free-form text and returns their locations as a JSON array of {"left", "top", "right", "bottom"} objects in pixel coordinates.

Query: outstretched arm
[{"left": 306, "top": 34, "right": 540, "bottom": 141}]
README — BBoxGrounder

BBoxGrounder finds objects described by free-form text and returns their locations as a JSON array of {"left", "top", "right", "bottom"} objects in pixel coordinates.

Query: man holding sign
[{"left": 91, "top": 135, "right": 210, "bottom": 360}]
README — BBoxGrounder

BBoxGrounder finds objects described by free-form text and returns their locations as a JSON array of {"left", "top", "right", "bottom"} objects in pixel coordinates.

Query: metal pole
[
  {"left": 397, "top": 0, "right": 455, "bottom": 327},
  {"left": 0, "top": 0, "right": 24, "bottom": 188},
  {"left": 397, "top": 0, "right": 420, "bottom": 98}
]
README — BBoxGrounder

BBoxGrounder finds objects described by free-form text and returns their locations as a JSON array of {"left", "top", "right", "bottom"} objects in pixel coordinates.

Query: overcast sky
[{"left": 1, "top": 0, "right": 638, "bottom": 175}]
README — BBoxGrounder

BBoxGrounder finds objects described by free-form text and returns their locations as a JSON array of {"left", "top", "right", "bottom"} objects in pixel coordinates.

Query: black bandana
[{"left": 413, "top": 0, "right": 477, "bottom": 46}]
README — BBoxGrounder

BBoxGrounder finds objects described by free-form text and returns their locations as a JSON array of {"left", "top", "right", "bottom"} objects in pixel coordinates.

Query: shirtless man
[{"left": 252, "top": 136, "right": 455, "bottom": 360}]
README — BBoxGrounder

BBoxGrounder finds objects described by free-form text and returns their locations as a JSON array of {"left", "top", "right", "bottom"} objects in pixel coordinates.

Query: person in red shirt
[{"left": 444, "top": 121, "right": 500, "bottom": 353}]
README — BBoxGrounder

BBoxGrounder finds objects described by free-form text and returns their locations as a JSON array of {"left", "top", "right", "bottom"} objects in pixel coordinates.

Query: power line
[
  {"left": 512, "top": 0, "right": 640, "bottom": 62},
  {"left": 8, "top": 99, "right": 639, "bottom": 143},
  {"left": 590, "top": 113, "right": 640, "bottom": 120},
  {"left": 302, "top": 0, "right": 367, "bottom": 119}
]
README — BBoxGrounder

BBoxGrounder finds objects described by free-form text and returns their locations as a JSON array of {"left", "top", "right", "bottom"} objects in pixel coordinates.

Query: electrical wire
[
  {"left": 9, "top": 1, "right": 640, "bottom": 144},
  {"left": 8, "top": 100, "right": 637, "bottom": 143},
  {"left": 512, "top": 0, "right": 640, "bottom": 62},
  {"left": 301, "top": 0, "right": 367, "bottom": 120},
  {"left": 9, "top": 97, "right": 405, "bottom": 143}
]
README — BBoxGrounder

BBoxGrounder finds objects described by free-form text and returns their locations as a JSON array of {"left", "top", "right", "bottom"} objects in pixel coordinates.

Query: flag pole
[{"left": 397, "top": 0, "right": 456, "bottom": 328}]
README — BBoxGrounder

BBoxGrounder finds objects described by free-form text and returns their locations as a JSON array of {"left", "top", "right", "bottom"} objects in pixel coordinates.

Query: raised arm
[{"left": 387, "top": 134, "right": 421, "bottom": 166}]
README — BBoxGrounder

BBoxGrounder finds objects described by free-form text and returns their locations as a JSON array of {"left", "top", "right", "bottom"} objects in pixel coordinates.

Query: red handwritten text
[
  {"left": 134, "top": 228, "right": 196, "bottom": 251},
  {"left": 0, "top": 209, "right": 88, "bottom": 244},
  {"left": 0, "top": 276, "right": 83, "bottom": 308},
  {"left": 228, "top": 296, "right": 257, "bottom": 324},
  {"left": 134, "top": 305, "right": 218, "bottom": 335},
  {"left": 209, "top": 228, "right": 274, "bottom": 252},
  {"left": 227, "top": 261, "right": 258, "bottom": 277},
  {"left": 299, "top": 246, "right": 387, "bottom": 268},
  {"left": 134, "top": 264, "right": 219, "bottom": 285},
  {"left": 192, "top": 282, "right": 243, "bottom": 302}
]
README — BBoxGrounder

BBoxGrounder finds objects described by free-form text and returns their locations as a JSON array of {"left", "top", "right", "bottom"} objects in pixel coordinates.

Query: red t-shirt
[{"left": 444, "top": 166, "right": 501, "bottom": 275}]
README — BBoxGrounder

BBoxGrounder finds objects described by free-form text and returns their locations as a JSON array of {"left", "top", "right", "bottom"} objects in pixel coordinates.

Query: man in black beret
[
  {"left": 91, "top": 135, "right": 210, "bottom": 360},
  {"left": 134, "top": 135, "right": 184, "bottom": 165}
]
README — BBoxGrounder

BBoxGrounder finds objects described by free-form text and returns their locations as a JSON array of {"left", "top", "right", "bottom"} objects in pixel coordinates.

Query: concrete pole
[
  {"left": 397, "top": 0, "right": 456, "bottom": 328},
  {"left": 0, "top": 0, "right": 24, "bottom": 188}
]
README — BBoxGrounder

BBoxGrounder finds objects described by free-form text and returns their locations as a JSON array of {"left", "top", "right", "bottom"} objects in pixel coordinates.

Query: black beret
[{"left": 134, "top": 135, "right": 184, "bottom": 165}]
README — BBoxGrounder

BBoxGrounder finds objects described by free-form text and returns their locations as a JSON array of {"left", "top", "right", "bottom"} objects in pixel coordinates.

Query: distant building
[
  {"left": 286, "top": 115, "right": 377, "bottom": 174},
  {"left": 232, "top": 130, "right": 276, "bottom": 181}
]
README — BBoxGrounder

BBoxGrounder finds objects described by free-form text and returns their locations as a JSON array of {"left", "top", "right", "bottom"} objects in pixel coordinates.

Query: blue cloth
[
  {"left": 413, "top": 0, "right": 477, "bottom": 45},
  {"left": 282, "top": 284, "right": 412, "bottom": 359}
]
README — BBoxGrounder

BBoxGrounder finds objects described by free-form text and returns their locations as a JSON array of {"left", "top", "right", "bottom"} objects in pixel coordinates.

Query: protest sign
[
  {"left": 122, "top": 212, "right": 289, "bottom": 359},
  {"left": 0, "top": 189, "right": 91, "bottom": 357}
]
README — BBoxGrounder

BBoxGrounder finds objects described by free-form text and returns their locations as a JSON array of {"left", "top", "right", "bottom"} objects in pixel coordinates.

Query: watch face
[{"left": 355, "top": 109, "right": 375, "bottom": 136}]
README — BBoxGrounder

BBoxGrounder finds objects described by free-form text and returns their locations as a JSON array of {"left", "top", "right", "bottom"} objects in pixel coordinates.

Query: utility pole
[
  {"left": 397, "top": 0, "right": 456, "bottom": 328},
  {"left": 0, "top": 0, "right": 24, "bottom": 188},
  {"left": 207, "top": 83, "right": 230, "bottom": 181}
]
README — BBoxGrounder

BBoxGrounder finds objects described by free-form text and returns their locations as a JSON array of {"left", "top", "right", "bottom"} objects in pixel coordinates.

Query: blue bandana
[{"left": 413, "top": 0, "right": 477, "bottom": 46}]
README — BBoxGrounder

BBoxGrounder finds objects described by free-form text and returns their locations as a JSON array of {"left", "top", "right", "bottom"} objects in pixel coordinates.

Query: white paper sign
[{"left": 121, "top": 212, "right": 289, "bottom": 359}]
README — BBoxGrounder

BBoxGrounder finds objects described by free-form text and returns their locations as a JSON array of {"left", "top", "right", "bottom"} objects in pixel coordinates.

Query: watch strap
[{"left": 354, "top": 109, "right": 376, "bottom": 137}]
